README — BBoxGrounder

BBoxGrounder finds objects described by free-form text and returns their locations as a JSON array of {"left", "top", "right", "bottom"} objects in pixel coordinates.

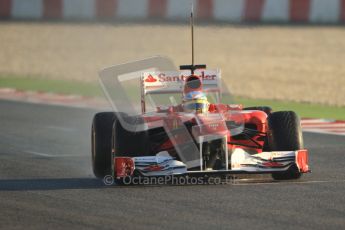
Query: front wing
[{"left": 113, "top": 149, "right": 310, "bottom": 179}]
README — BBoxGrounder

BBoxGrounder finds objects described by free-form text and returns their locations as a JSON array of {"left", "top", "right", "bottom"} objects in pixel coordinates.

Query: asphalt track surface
[{"left": 0, "top": 99, "right": 344, "bottom": 230}]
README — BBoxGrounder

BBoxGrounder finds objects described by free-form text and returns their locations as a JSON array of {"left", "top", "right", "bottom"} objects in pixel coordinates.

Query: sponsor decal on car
[
  {"left": 143, "top": 70, "right": 219, "bottom": 84},
  {"left": 145, "top": 74, "right": 157, "bottom": 82}
]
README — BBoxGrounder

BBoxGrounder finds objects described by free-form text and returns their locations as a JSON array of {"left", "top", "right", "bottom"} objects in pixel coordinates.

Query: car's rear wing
[{"left": 140, "top": 69, "right": 221, "bottom": 113}]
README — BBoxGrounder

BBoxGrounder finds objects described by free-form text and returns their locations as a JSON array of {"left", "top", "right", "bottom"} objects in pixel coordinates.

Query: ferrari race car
[
  {"left": 91, "top": 65, "right": 310, "bottom": 184},
  {"left": 92, "top": 10, "right": 309, "bottom": 184}
]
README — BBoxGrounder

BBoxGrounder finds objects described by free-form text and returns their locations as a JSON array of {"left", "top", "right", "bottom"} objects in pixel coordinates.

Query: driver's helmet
[{"left": 183, "top": 91, "right": 209, "bottom": 113}]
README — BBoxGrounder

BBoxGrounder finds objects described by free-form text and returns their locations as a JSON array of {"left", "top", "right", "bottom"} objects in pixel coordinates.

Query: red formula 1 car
[
  {"left": 91, "top": 11, "right": 309, "bottom": 184},
  {"left": 91, "top": 64, "right": 310, "bottom": 183}
]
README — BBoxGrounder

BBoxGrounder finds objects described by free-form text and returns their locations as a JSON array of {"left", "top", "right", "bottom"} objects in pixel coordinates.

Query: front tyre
[
  {"left": 267, "top": 111, "right": 304, "bottom": 180},
  {"left": 91, "top": 112, "right": 116, "bottom": 178},
  {"left": 111, "top": 115, "right": 150, "bottom": 184},
  {"left": 113, "top": 115, "right": 150, "bottom": 157}
]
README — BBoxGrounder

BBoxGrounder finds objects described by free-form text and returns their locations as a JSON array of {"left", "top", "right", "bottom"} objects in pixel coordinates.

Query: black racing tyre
[
  {"left": 91, "top": 112, "right": 119, "bottom": 178},
  {"left": 243, "top": 106, "right": 272, "bottom": 115},
  {"left": 113, "top": 115, "right": 150, "bottom": 157},
  {"left": 267, "top": 111, "right": 304, "bottom": 180}
]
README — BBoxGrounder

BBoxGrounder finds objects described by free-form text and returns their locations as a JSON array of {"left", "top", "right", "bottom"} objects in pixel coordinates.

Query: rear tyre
[
  {"left": 91, "top": 112, "right": 118, "bottom": 178},
  {"left": 267, "top": 111, "right": 303, "bottom": 180}
]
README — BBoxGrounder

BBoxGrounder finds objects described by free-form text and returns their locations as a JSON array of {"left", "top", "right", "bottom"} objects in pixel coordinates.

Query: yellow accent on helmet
[{"left": 183, "top": 98, "right": 209, "bottom": 113}]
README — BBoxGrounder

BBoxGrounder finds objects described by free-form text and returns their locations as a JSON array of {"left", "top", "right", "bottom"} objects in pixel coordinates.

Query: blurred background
[{"left": 1, "top": 0, "right": 345, "bottom": 117}]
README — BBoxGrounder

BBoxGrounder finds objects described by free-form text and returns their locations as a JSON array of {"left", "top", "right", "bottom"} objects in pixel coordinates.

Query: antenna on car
[
  {"left": 191, "top": 3, "right": 194, "bottom": 67},
  {"left": 180, "top": 2, "right": 206, "bottom": 74}
]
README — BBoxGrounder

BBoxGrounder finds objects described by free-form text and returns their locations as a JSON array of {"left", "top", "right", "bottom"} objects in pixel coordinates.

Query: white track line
[
  {"left": 302, "top": 124, "right": 345, "bottom": 128},
  {"left": 46, "top": 125, "right": 77, "bottom": 132},
  {"left": 301, "top": 119, "right": 334, "bottom": 124},
  {"left": 234, "top": 179, "right": 345, "bottom": 186},
  {"left": 303, "top": 130, "right": 345, "bottom": 136},
  {"left": 25, "top": 150, "right": 84, "bottom": 158}
]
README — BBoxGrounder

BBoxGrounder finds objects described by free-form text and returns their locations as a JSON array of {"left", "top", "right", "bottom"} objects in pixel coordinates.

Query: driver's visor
[{"left": 183, "top": 102, "right": 208, "bottom": 111}]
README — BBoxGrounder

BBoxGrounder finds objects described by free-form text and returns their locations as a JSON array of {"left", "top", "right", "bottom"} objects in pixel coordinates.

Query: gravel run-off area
[{"left": 0, "top": 22, "right": 344, "bottom": 106}]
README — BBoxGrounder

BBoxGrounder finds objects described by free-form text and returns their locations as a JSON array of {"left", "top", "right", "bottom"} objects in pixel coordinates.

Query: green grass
[
  {"left": 236, "top": 98, "right": 345, "bottom": 121},
  {"left": 1, "top": 75, "right": 344, "bottom": 120},
  {"left": 0, "top": 76, "right": 103, "bottom": 97}
]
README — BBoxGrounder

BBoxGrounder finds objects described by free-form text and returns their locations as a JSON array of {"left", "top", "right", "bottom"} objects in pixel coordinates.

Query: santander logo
[
  {"left": 145, "top": 74, "right": 157, "bottom": 83},
  {"left": 144, "top": 71, "right": 217, "bottom": 84}
]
